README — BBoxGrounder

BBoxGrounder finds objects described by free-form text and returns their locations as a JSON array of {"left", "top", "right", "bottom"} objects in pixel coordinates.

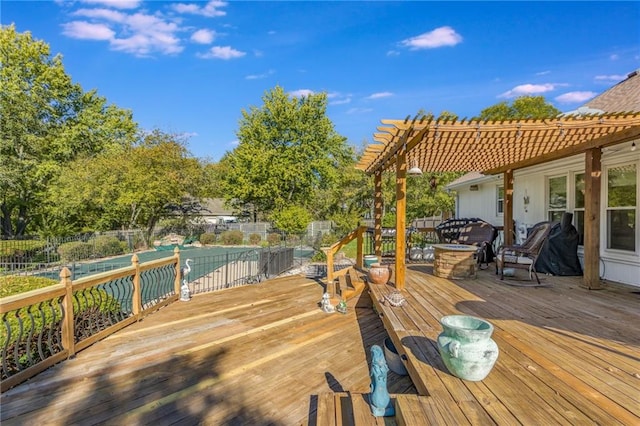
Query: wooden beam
[
  {"left": 374, "top": 171, "right": 383, "bottom": 259},
  {"left": 582, "top": 148, "right": 602, "bottom": 290},
  {"left": 395, "top": 141, "right": 407, "bottom": 291},
  {"left": 504, "top": 170, "right": 514, "bottom": 246}
]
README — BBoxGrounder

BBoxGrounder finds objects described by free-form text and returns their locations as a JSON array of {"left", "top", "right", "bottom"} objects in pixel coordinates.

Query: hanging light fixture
[{"left": 407, "top": 157, "right": 423, "bottom": 176}]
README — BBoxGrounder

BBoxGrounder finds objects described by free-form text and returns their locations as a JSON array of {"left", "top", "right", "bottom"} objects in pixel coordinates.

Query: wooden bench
[{"left": 315, "top": 392, "right": 444, "bottom": 425}]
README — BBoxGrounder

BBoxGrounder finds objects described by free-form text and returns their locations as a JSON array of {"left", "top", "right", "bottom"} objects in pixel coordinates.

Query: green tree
[
  {"left": 476, "top": 96, "right": 561, "bottom": 121},
  {"left": 270, "top": 205, "right": 313, "bottom": 235},
  {"left": 219, "top": 86, "right": 352, "bottom": 220},
  {"left": 0, "top": 25, "right": 137, "bottom": 236},
  {"left": 44, "top": 130, "right": 204, "bottom": 243}
]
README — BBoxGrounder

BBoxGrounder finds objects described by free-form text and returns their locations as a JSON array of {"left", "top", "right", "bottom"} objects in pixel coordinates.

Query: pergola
[{"left": 356, "top": 113, "right": 640, "bottom": 290}]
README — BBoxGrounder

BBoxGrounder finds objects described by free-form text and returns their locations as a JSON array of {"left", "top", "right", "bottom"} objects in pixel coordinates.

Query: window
[
  {"left": 606, "top": 163, "right": 636, "bottom": 252},
  {"left": 496, "top": 186, "right": 504, "bottom": 215},
  {"left": 547, "top": 176, "right": 567, "bottom": 222},
  {"left": 574, "top": 173, "right": 585, "bottom": 245}
]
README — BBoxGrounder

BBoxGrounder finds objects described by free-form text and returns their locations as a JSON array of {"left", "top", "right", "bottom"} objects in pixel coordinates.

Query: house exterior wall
[{"left": 448, "top": 140, "right": 640, "bottom": 287}]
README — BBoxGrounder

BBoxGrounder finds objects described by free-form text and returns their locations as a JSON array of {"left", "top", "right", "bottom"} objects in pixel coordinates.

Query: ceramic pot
[
  {"left": 368, "top": 263, "right": 390, "bottom": 285},
  {"left": 383, "top": 337, "right": 408, "bottom": 375},
  {"left": 437, "top": 315, "right": 499, "bottom": 381},
  {"left": 364, "top": 255, "right": 378, "bottom": 268}
]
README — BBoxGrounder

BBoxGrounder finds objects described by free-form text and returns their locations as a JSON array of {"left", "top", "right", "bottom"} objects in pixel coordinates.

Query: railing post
[
  {"left": 356, "top": 226, "right": 364, "bottom": 269},
  {"left": 173, "top": 247, "right": 181, "bottom": 295},
  {"left": 225, "top": 252, "right": 230, "bottom": 285},
  {"left": 322, "top": 248, "right": 333, "bottom": 289},
  {"left": 132, "top": 254, "right": 141, "bottom": 318},
  {"left": 60, "top": 267, "right": 75, "bottom": 358}
]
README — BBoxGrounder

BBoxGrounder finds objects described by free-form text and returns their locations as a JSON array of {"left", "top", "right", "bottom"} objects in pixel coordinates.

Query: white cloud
[
  {"left": 191, "top": 29, "right": 216, "bottom": 44},
  {"left": 62, "top": 21, "right": 115, "bottom": 40},
  {"left": 595, "top": 74, "right": 626, "bottom": 82},
  {"left": 610, "top": 53, "right": 619, "bottom": 61},
  {"left": 289, "top": 89, "right": 314, "bottom": 98},
  {"left": 555, "top": 91, "right": 597, "bottom": 104},
  {"left": 245, "top": 69, "right": 275, "bottom": 80},
  {"left": 499, "top": 83, "right": 559, "bottom": 98},
  {"left": 64, "top": 6, "right": 185, "bottom": 56},
  {"left": 73, "top": 8, "right": 127, "bottom": 22},
  {"left": 80, "top": 0, "right": 141, "bottom": 9},
  {"left": 536, "top": 70, "right": 551, "bottom": 76},
  {"left": 172, "top": 0, "right": 227, "bottom": 17},
  {"left": 401, "top": 26, "right": 462, "bottom": 50},
  {"left": 386, "top": 50, "right": 400, "bottom": 57},
  {"left": 367, "top": 92, "right": 393, "bottom": 100},
  {"left": 330, "top": 97, "right": 351, "bottom": 106},
  {"left": 197, "top": 45, "right": 245, "bottom": 59}
]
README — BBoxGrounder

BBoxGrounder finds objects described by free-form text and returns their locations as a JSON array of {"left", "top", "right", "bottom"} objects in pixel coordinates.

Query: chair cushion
[{"left": 498, "top": 255, "right": 533, "bottom": 265}]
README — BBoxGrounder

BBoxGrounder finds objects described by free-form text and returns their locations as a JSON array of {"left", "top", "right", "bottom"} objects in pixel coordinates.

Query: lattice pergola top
[{"left": 356, "top": 113, "right": 640, "bottom": 176}]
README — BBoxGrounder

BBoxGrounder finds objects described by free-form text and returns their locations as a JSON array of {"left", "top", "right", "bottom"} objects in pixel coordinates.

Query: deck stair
[
  {"left": 334, "top": 267, "right": 366, "bottom": 301},
  {"left": 316, "top": 392, "right": 440, "bottom": 425}
]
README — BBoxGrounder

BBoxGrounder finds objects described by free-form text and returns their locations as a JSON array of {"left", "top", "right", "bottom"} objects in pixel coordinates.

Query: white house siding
[{"left": 448, "top": 140, "right": 640, "bottom": 287}]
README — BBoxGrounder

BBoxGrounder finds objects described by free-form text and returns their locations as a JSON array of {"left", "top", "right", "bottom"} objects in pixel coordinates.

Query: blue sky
[{"left": 3, "top": 1, "right": 639, "bottom": 161}]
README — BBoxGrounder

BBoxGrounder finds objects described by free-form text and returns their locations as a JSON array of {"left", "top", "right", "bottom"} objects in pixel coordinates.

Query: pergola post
[
  {"left": 583, "top": 148, "right": 602, "bottom": 289},
  {"left": 503, "top": 170, "right": 514, "bottom": 246},
  {"left": 395, "top": 141, "right": 407, "bottom": 290},
  {"left": 374, "top": 171, "right": 383, "bottom": 259}
]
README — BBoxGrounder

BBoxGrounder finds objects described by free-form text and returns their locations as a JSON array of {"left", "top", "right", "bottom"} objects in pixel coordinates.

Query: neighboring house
[
  {"left": 446, "top": 70, "right": 640, "bottom": 286},
  {"left": 198, "top": 198, "right": 238, "bottom": 224}
]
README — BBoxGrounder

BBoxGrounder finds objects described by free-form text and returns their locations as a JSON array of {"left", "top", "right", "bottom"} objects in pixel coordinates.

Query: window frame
[
  {"left": 496, "top": 185, "right": 504, "bottom": 216},
  {"left": 603, "top": 161, "right": 637, "bottom": 254}
]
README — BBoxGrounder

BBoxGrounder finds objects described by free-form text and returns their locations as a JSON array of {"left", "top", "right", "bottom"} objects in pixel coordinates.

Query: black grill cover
[{"left": 535, "top": 213, "right": 583, "bottom": 276}]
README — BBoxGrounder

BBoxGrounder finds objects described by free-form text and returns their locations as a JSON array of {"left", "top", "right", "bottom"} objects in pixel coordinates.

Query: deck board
[
  {"left": 1, "top": 265, "right": 639, "bottom": 425},
  {"left": 368, "top": 264, "right": 640, "bottom": 425}
]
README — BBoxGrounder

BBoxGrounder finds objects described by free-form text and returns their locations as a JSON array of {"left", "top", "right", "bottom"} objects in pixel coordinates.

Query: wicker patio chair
[
  {"left": 495, "top": 221, "right": 553, "bottom": 284},
  {"left": 452, "top": 222, "right": 498, "bottom": 269}
]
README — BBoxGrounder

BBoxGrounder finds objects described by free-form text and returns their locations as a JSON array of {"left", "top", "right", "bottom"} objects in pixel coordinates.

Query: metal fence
[
  {"left": 363, "top": 227, "right": 439, "bottom": 262},
  {"left": 187, "top": 246, "right": 295, "bottom": 294}
]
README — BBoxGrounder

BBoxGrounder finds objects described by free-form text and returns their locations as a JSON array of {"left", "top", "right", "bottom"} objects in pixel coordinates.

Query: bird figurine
[{"left": 180, "top": 259, "right": 193, "bottom": 301}]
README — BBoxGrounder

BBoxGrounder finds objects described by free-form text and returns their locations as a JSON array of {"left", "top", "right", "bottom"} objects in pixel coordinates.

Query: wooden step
[
  {"left": 315, "top": 392, "right": 439, "bottom": 425},
  {"left": 335, "top": 268, "right": 366, "bottom": 301}
]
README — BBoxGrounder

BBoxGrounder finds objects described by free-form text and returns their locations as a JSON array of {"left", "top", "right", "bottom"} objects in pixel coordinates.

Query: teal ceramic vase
[{"left": 437, "top": 315, "right": 499, "bottom": 381}]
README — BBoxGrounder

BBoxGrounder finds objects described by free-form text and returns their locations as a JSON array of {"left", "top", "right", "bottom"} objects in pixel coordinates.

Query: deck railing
[
  {"left": 0, "top": 249, "right": 181, "bottom": 392},
  {"left": 322, "top": 226, "right": 368, "bottom": 286}
]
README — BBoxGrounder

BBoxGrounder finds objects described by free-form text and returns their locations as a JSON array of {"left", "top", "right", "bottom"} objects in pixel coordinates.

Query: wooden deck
[
  {"left": 370, "top": 264, "right": 640, "bottom": 425},
  {"left": 1, "top": 266, "right": 639, "bottom": 425},
  {"left": 0, "top": 274, "right": 414, "bottom": 425}
]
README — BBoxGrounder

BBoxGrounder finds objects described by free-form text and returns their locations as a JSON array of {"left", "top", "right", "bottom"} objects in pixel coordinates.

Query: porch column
[
  {"left": 395, "top": 142, "right": 407, "bottom": 290},
  {"left": 374, "top": 170, "right": 383, "bottom": 259},
  {"left": 503, "top": 169, "right": 514, "bottom": 246},
  {"left": 583, "top": 148, "right": 602, "bottom": 289}
]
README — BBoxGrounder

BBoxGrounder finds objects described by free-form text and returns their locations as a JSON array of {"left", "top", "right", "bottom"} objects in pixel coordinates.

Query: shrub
[
  {"left": 0, "top": 275, "right": 58, "bottom": 298},
  {"left": 321, "top": 232, "right": 339, "bottom": 247},
  {"left": 311, "top": 250, "right": 327, "bottom": 262},
  {"left": 0, "top": 239, "right": 48, "bottom": 262},
  {"left": 57, "top": 241, "right": 93, "bottom": 262},
  {"left": 199, "top": 232, "right": 217, "bottom": 245},
  {"left": 92, "top": 236, "right": 127, "bottom": 258},
  {"left": 267, "top": 233, "right": 281, "bottom": 246},
  {"left": 220, "top": 230, "right": 243, "bottom": 245},
  {"left": 248, "top": 233, "right": 261, "bottom": 245}
]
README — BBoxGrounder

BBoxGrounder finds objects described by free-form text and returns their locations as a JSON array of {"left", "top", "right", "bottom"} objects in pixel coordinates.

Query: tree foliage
[
  {"left": 476, "top": 96, "right": 561, "bottom": 121},
  {"left": 44, "top": 130, "right": 204, "bottom": 242},
  {"left": 219, "top": 86, "right": 352, "bottom": 221},
  {"left": 0, "top": 25, "right": 138, "bottom": 237}
]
